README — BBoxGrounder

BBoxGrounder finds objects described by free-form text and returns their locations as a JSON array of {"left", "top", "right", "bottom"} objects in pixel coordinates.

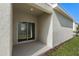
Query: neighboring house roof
[{"left": 75, "top": 22, "right": 79, "bottom": 25}]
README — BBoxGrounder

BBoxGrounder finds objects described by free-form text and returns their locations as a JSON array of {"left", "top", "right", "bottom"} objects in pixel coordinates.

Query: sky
[{"left": 59, "top": 3, "right": 79, "bottom": 24}]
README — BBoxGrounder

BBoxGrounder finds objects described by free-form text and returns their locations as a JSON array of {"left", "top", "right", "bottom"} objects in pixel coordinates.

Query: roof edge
[{"left": 53, "top": 4, "right": 74, "bottom": 21}]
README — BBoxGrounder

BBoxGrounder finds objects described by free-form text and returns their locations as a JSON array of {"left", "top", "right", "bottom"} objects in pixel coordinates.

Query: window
[{"left": 18, "top": 22, "right": 35, "bottom": 42}]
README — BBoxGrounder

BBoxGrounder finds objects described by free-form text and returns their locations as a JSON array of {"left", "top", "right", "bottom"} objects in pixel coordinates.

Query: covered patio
[
  {"left": 12, "top": 41, "right": 50, "bottom": 56},
  {"left": 12, "top": 3, "right": 53, "bottom": 56}
]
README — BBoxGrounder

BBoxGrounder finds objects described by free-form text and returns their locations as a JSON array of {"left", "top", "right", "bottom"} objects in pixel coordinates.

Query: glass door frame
[{"left": 17, "top": 22, "right": 36, "bottom": 44}]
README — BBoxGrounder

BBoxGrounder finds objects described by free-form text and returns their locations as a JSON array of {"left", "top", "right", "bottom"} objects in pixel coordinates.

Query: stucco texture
[
  {"left": 53, "top": 10, "right": 73, "bottom": 47},
  {"left": 0, "top": 3, "right": 12, "bottom": 56}
]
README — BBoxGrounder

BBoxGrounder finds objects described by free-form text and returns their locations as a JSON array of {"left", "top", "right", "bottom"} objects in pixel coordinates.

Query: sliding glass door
[{"left": 18, "top": 22, "right": 35, "bottom": 42}]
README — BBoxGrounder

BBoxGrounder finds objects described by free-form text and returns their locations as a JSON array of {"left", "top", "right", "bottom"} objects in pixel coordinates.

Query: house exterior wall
[
  {"left": 38, "top": 14, "right": 53, "bottom": 48},
  {"left": 0, "top": 3, "right": 74, "bottom": 56},
  {"left": 53, "top": 10, "right": 73, "bottom": 47},
  {"left": 0, "top": 3, "right": 12, "bottom": 56},
  {"left": 13, "top": 11, "right": 38, "bottom": 45}
]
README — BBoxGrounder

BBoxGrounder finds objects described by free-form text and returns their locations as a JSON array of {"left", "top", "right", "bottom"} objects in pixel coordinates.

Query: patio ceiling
[{"left": 13, "top": 3, "right": 45, "bottom": 17}]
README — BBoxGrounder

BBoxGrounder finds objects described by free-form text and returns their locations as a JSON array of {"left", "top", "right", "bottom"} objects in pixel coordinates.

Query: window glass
[{"left": 18, "top": 22, "right": 35, "bottom": 42}]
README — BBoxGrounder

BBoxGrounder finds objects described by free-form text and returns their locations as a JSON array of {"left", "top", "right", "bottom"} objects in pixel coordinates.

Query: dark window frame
[{"left": 18, "top": 22, "right": 35, "bottom": 42}]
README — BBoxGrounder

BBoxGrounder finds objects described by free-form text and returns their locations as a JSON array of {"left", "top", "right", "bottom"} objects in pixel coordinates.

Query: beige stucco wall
[
  {"left": 53, "top": 10, "right": 73, "bottom": 47},
  {"left": 0, "top": 3, "right": 12, "bottom": 56},
  {"left": 13, "top": 11, "right": 38, "bottom": 45},
  {"left": 38, "top": 14, "right": 53, "bottom": 48},
  {"left": 0, "top": 3, "right": 74, "bottom": 56}
]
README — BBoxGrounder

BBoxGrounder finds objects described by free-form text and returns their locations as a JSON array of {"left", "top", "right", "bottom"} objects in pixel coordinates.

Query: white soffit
[
  {"left": 47, "top": 3, "right": 58, "bottom": 8},
  {"left": 53, "top": 5, "right": 73, "bottom": 21},
  {"left": 28, "top": 3, "right": 53, "bottom": 14},
  {"left": 47, "top": 3, "right": 73, "bottom": 21}
]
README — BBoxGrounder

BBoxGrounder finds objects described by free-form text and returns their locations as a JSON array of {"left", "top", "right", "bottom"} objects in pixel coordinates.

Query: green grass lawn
[{"left": 47, "top": 36, "right": 79, "bottom": 56}]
